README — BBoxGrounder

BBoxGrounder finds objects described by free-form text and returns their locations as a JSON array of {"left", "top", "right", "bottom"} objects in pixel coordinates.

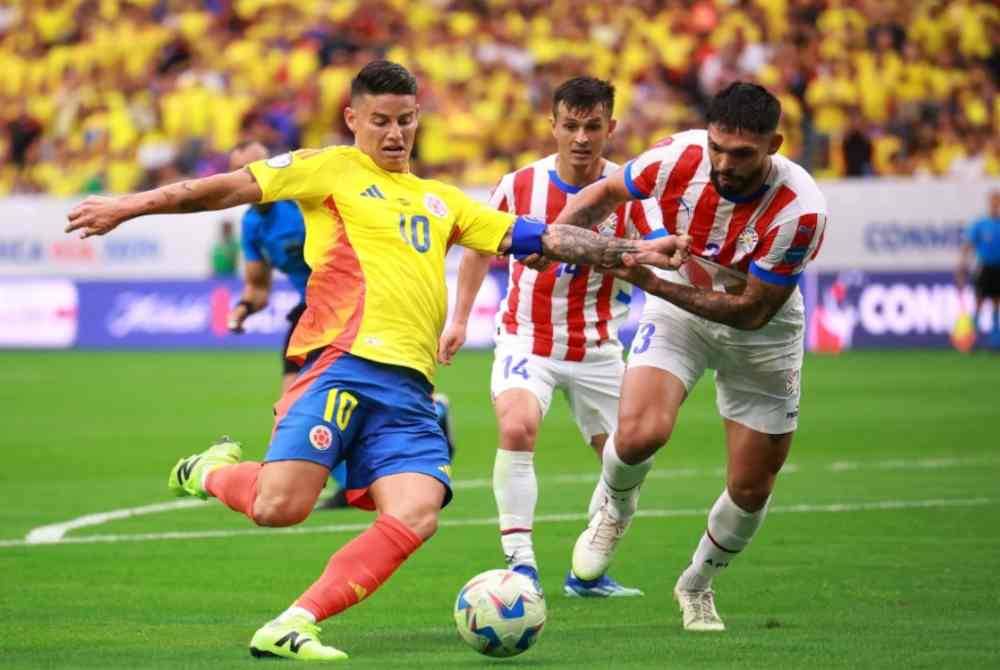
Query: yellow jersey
[{"left": 248, "top": 146, "right": 513, "bottom": 381}]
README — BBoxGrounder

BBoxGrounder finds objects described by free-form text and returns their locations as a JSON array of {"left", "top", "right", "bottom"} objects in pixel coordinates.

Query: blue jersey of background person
[
  {"left": 241, "top": 200, "right": 310, "bottom": 299},
  {"left": 967, "top": 212, "right": 1000, "bottom": 267}
]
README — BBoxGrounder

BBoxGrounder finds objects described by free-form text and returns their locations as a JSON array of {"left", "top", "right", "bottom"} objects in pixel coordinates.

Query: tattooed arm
[
  {"left": 497, "top": 223, "right": 689, "bottom": 270},
  {"left": 550, "top": 169, "right": 632, "bottom": 230},
  {"left": 65, "top": 169, "right": 263, "bottom": 238},
  {"left": 614, "top": 265, "right": 795, "bottom": 330},
  {"left": 540, "top": 224, "right": 641, "bottom": 267}
]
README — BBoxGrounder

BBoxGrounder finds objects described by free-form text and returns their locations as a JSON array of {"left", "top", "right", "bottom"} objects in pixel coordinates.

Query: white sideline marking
[
  {"left": 452, "top": 455, "right": 998, "bottom": 489},
  {"left": 14, "top": 455, "right": 998, "bottom": 547},
  {"left": 1, "top": 497, "right": 993, "bottom": 549},
  {"left": 24, "top": 499, "right": 207, "bottom": 544}
]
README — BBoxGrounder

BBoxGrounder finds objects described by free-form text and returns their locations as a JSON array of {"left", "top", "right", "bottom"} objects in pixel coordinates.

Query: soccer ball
[{"left": 453, "top": 569, "right": 546, "bottom": 657}]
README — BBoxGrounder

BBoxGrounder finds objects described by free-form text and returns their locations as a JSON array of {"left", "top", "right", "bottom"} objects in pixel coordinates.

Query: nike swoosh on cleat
[{"left": 177, "top": 457, "right": 201, "bottom": 483}]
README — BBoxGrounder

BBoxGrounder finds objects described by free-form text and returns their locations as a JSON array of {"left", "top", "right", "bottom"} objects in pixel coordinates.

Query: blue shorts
[{"left": 267, "top": 348, "right": 452, "bottom": 510}]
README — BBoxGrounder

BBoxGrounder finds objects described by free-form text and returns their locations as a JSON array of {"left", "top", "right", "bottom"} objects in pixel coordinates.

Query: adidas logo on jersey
[{"left": 360, "top": 185, "right": 386, "bottom": 199}]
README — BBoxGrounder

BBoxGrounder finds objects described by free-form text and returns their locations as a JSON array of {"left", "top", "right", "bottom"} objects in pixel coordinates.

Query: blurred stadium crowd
[{"left": 0, "top": 0, "right": 997, "bottom": 196}]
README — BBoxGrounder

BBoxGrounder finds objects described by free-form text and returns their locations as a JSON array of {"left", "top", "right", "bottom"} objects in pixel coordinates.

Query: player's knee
[
  {"left": 252, "top": 493, "right": 312, "bottom": 527},
  {"left": 392, "top": 506, "right": 439, "bottom": 541},
  {"left": 616, "top": 412, "right": 672, "bottom": 461},
  {"left": 413, "top": 513, "right": 439, "bottom": 541},
  {"left": 498, "top": 418, "right": 537, "bottom": 451},
  {"left": 726, "top": 482, "right": 772, "bottom": 512}
]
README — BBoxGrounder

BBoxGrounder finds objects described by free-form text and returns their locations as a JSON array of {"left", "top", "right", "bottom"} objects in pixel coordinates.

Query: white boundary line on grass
[
  {"left": 24, "top": 499, "right": 207, "bottom": 544},
  {"left": 12, "top": 455, "right": 997, "bottom": 547},
  {"left": 452, "top": 455, "right": 1000, "bottom": 489},
  {"left": 2, "top": 497, "right": 993, "bottom": 550}
]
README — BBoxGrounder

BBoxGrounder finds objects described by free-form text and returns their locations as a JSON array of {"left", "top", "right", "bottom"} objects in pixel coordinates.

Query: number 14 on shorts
[{"left": 503, "top": 355, "right": 530, "bottom": 380}]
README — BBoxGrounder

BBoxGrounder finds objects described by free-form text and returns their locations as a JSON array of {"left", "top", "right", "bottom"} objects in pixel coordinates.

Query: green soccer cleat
[
  {"left": 167, "top": 436, "right": 242, "bottom": 500},
  {"left": 249, "top": 616, "right": 348, "bottom": 662}
]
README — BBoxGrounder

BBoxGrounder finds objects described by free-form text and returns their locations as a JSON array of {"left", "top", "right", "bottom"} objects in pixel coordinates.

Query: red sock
[
  {"left": 204, "top": 462, "right": 262, "bottom": 522},
  {"left": 296, "top": 514, "right": 423, "bottom": 621}
]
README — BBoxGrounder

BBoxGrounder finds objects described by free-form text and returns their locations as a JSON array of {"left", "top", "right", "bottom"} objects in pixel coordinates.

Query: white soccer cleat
[
  {"left": 673, "top": 584, "right": 726, "bottom": 632},
  {"left": 571, "top": 500, "right": 631, "bottom": 581}
]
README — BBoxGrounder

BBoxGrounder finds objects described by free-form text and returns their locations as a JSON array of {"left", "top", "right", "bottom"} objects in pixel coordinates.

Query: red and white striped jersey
[
  {"left": 625, "top": 129, "right": 828, "bottom": 292},
  {"left": 491, "top": 154, "right": 656, "bottom": 362}
]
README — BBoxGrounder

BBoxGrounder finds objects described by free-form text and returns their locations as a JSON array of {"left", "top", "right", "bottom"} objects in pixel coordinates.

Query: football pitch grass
[{"left": 1, "top": 349, "right": 998, "bottom": 669}]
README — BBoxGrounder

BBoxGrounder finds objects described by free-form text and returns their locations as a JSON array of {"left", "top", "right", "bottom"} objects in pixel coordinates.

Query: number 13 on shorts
[
  {"left": 324, "top": 389, "right": 359, "bottom": 430},
  {"left": 632, "top": 323, "right": 656, "bottom": 355}
]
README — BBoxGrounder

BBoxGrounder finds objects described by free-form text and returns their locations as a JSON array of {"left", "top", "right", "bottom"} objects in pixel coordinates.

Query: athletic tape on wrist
[{"left": 509, "top": 216, "right": 546, "bottom": 259}]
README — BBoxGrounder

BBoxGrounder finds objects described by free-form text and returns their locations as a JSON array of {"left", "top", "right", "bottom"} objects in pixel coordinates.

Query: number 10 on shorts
[
  {"left": 323, "top": 389, "right": 359, "bottom": 430},
  {"left": 503, "top": 356, "right": 530, "bottom": 380}
]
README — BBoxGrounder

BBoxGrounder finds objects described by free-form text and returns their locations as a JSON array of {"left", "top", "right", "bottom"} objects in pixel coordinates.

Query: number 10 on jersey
[{"left": 399, "top": 213, "right": 431, "bottom": 253}]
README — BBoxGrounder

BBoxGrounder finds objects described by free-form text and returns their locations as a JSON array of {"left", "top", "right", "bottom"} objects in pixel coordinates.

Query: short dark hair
[
  {"left": 350, "top": 60, "right": 417, "bottom": 99},
  {"left": 552, "top": 76, "right": 615, "bottom": 117},
  {"left": 706, "top": 82, "right": 781, "bottom": 135}
]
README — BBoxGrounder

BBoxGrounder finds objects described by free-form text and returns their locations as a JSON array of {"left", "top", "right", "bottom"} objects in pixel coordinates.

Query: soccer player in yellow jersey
[{"left": 65, "top": 60, "right": 689, "bottom": 662}]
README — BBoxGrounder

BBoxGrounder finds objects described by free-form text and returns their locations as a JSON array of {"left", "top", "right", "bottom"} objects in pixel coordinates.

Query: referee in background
[{"left": 958, "top": 189, "right": 1000, "bottom": 350}]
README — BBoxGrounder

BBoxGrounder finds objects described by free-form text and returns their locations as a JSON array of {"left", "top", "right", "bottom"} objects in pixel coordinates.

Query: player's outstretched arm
[
  {"left": 620, "top": 266, "right": 796, "bottom": 330},
  {"left": 65, "top": 169, "right": 263, "bottom": 239},
  {"left": 541, "top": 225, "right": 687, "bottom": 268},
  {"left": 550, "top": 169, "right": 632, "bottom": 230},
  {"left": 496, "top": 217, "right": 689, "bottom": 270},
  {"left": 438, "top": 249, "right": 493, "bottom": 365}
]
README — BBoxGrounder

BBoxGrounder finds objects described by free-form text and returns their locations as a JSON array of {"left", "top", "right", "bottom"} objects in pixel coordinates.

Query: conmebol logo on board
[
  {"left": 810, "top": 272, "right": 994, "bottom": 351},
  {"left": 863, "top": 222, "right": 966, "bottom": 254}
]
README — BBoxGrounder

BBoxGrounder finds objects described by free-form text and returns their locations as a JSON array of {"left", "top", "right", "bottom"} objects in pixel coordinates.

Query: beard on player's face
[
  {"left": 709, "top": 161, "right": 766, "bottom": 200},
  {"left": 706, "top": 124, "right": 780, "bottom": 200}
]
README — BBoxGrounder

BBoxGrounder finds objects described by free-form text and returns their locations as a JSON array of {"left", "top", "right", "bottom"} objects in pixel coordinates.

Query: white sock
[
  {"left": 493, "top": 449, "right": 537, "bottom": 568},
  {"left": 587, "top": 475, "right": 604, "bottom": 519},
  {"left": 678, "top": 489, "right": 770, "bottom": 591},
  {"left": 586, "top": 438, "right": 611, "bottom": 518},
  {"left": 276, "top": 605, "right": 317, "bottom": 624},
  {"left": 597, "top": 435, "right": 653, "bottom": 520}
]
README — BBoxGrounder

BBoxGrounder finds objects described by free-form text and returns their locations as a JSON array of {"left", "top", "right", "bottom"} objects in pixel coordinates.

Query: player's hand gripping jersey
[
  {"left": 491, "top": 155, "right": 659, "bottom": 361},
  {"left": 249, "top": 146, "right": 513, "bottom": 381},
  {"left": 625, "top": 129, "right": 828, "bottom": 305}
]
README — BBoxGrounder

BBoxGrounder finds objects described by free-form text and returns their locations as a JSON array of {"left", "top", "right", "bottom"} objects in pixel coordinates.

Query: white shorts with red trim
[
  {"left": 490, "top": 336, "right": 624, "bottom": 442},
  {"left": 628, "top": 285, "right": 805, "bottom": 435}
]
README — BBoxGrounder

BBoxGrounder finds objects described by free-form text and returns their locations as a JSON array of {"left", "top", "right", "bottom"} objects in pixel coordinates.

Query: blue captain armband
[{"left": 509, "top": 216, "right": 546, "bottom": 259}]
